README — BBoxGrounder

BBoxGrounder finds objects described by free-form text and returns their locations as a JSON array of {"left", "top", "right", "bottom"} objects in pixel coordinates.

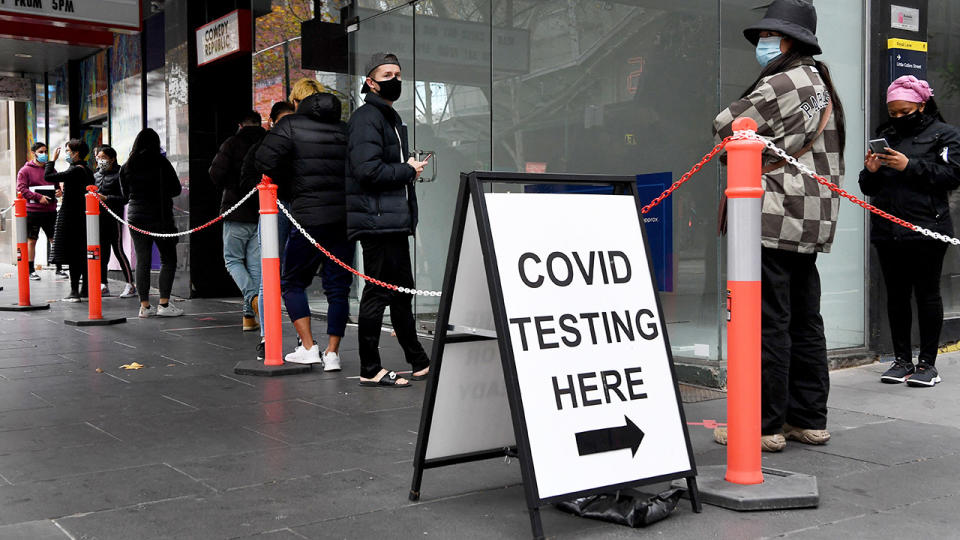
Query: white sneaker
[
  {"left": 101, "top": 284, "right": 111, "bottom": 297},
  {"left": 285, "top": 344, "right": 322, "bottom": 365},
  {"left": 139, "top": 305, "right": 157, "bottom": 318},
  {"left": 157, "top": 303, "right": 184, "bottom": 317},
  {"left": 119, "top": 283, "right": 137, "bottom": 298},
  {"left": 322, "top": 351, "right": 342, "bottom": 372}
]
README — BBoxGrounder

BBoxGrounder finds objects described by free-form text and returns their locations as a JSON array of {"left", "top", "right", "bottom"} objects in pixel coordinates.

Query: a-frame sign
[{"left": 410, "top": 172, "right": 700, "bottom": 539}]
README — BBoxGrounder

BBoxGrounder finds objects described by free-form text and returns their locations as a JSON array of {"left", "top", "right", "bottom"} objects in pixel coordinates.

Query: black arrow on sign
[{"left": 575, "top": 416, "right": 645, "bottom": 457}]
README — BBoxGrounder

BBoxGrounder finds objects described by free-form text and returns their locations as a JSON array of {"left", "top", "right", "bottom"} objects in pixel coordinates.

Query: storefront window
[
  {"left": 928, "top": 0, "right": 960, "bottom": 317},
  {"left": 110, "top": 33, "right": 143, "bottom": 163},
  {"left": 48, "top": 66, "right": 70, "bottom": 172}
]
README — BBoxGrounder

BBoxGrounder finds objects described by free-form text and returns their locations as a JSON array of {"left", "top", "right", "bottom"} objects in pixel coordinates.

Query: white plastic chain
[
  {"left": 276, "top": 200, "right": 443, "bottom": 297},
  {"left": 98, "top": 186, "right": 259, "bottom": 238},
  {"left": 0, "top": 203, "right": 13, "bottom": 216},
  {"left": 732, "top": 130, "right": 960, "bottom": 246}
]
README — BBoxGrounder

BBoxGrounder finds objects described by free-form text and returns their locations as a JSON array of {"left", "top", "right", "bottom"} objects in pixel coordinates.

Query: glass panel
[
  {"left": 412, "top": 1, "right": 492, "bottom": 324},
  {"left": 493, "top": 1, "right": 723, "bottom": 374},
  {"left": 253, "top": 0, "right": 314, "bottom": 121},
  {"left": 110, "top": 32, "right": 143, "bottom": 163},
  {"left": 48, "top": 66, "right": 70, "bottom": 172},
  {"left": 812, "top": 1, "right": 866, "bottom": 349},
  {"left": 928, "top": 0, "right": 960, "bottom": 316},
  {"left": 164, "top": 0, "right": 190, "bottom": 285}
]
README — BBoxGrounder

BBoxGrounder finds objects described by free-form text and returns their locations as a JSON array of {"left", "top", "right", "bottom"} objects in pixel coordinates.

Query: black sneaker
[
  {"left": 881, "top": 359, "right": 915, "bottom": 384},
  {"left": 906, "top": 363, "right": 941, "bottom": 387},
  {"left": 63, "top": 292, "right": 81, "bottom": 303},
  {"left": 256, "top": 340, "right": 265, "bottom": 360}
]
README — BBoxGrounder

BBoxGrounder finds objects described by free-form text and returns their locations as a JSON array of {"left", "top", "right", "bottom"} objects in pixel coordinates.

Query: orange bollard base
[
  {"left": 673, "top": 465, "right": 819, "bottom": 511},
  {"left": 233, "top": 360, "right": 311, "bottom": 377}
]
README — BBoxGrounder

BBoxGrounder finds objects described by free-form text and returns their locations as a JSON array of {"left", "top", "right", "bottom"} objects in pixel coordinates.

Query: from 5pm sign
[
  {"left": 196, "top": 9, "right": 251, "bottom": 67},
  {"left": 0, "top": 0, "right": 140, "bottom": 32}
]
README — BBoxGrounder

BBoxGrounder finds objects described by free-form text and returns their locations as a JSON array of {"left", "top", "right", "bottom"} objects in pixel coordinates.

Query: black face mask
[
  {"left": 890, "top": 111, "right": 924, "bottom": 133},
  {"left": 374, "top": 77, "right": 402, "bottom": 102}
]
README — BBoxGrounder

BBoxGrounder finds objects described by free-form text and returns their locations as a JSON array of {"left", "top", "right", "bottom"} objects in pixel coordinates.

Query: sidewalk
[{"left": 0, "top": 266, "right": 958, "bottom": 539}]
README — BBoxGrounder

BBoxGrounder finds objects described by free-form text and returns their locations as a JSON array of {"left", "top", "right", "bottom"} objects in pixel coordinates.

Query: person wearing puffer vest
[{"left": 256, "top": 92, "right": 353, "bottom": 371}]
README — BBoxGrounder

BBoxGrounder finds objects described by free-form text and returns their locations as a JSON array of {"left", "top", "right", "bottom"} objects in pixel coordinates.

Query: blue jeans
[
  {"left": 281, "top": 224, "right": 354, "bottom": 337},
  {"left": 258, "top": 202, "right": 296, "bottom": 336},
  {"left": 223, "top": 221, "right": 261, "bottom": 317}
]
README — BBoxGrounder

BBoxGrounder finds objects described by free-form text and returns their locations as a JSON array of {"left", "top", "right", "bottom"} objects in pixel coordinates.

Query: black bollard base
[
  {"left": 234, "top": 360, "right": 312, "bottom": 377},
  {"left": 671, "top": 465, "right": 818, "bottom": 511},
  {"left": 64, "top": 317, "right": 127, "bottom": 326},
  {"left": 0, "top": 303, "right": 51, "bottom": 311}
]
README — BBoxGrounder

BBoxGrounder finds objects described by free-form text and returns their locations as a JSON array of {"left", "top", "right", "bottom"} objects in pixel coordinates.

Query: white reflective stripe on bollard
[
  {"left": 727, "top": 198, "right": 762, "bottom": 282},
  {"left": 86, "top": 214, "right": 99, "bottom": 246},
  {"left": 15, "top": 214, "right": 27, "bottom": 244},
  {"left": 261, "top": 213, "right": 279, "bottom": 259}
]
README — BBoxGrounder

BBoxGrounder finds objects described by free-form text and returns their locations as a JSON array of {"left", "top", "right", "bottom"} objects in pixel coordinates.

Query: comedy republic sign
[
  {"left": 411, "top": 172, "right": 698, "bottom": 539},
  {"left": 196, "top": 10, "right": 251, "bottom": 67}
]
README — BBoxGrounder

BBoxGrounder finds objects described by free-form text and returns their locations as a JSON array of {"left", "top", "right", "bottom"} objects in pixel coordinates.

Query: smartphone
[{"left": 868, "top": 138, "right": 890, "bottom": 155}]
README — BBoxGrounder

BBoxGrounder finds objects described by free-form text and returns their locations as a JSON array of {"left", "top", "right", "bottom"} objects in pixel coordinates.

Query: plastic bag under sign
[{"left": 554, "top": 488, "right": 684, "bottom": 528}]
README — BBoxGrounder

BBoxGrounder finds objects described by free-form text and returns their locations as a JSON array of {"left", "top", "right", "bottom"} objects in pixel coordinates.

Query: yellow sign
[{"left": 888, "top": 38, "right": 928, "bottom": 52}]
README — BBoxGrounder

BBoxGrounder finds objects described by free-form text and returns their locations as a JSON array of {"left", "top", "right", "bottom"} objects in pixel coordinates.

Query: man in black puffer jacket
[
  {"left": 256, "top": 92, "right": 354, "bottom": 370},
  {"left": 346, "top": 53, "right": 430, "bottom": 388},
  {"left": 209, "top": 111, "right": 266, "bottom": 331}
]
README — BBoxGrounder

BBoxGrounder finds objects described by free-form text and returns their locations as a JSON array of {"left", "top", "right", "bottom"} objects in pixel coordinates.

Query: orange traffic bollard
[
  {"left": 234, "top": 175, "right": 309, "bottom": 376},
  {"left": 64, "top": 186, "right": 126, "bottom": 326},
  {"left": 0, "top": 193, "right": 49, "bottom": 311},
  {"left": 724, "top": 117, "right": 765, "bottom": 485}
]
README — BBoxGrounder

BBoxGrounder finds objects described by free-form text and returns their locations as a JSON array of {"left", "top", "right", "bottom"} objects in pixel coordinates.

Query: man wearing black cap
[{"left": 346, "top": 52, "right": 430, "bottom": 388}]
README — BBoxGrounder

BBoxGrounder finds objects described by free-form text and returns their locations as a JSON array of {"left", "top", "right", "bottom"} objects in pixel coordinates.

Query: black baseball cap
[{"left": 361, "top": 52, "right": 401, "bottom": 94}]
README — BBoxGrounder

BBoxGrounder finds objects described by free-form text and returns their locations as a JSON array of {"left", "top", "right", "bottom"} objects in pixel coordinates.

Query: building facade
[{"left": 0, "top": 0, "right": 956, "bottom": 386}]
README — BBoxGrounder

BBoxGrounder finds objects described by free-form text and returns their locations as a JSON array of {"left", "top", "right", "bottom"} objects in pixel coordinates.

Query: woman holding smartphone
[{"left": 860, "top": 75, "right": 960, "bottom": 387}]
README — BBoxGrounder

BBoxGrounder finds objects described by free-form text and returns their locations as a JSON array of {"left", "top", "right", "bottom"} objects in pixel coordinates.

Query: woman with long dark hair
[
  {"left": 47, "top": 139, "right": 95, "bottom": 302},
  {"left": 712, "top": 0, "right": 846, "bottom": 452},
  {"left": 860, "top": 76, "right": 960, "bottom": 388},
  {"left": 94, "top": 144, "right": 136, "bottom": 298},
  {"left": 119, "top": 128, "right": 184, "bottom": 318}
]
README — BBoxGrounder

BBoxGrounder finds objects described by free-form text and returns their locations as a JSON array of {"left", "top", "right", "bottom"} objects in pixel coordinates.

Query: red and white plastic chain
[
  {"left": 97, "top": 186, "right": 259, "bottom": 238},
  {"left": 641, "top": 136, "right": 732, "bottom": 215},
  {"left": 276, "top": 201, "right": 443, "bottom": 297},
  {"left": 0, "top": 203, "right": 13, "bottom": 215},
  {"left": 733, "top": 130, "right": 960, "bottom": 246}
]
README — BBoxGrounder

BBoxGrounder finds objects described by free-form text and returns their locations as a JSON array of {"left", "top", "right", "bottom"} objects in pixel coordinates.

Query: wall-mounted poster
[{"left": 80, "top": 51, "right": 109, "bottom": 122}]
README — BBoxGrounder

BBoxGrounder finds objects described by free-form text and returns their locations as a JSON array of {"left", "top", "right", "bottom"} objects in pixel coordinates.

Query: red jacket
[{"left": 16, "top": 160, "right": 58, "bottom": 213}]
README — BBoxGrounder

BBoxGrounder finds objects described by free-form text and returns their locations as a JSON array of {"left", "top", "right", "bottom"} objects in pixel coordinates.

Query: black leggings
[
  {"left": 875, "top": 240, "right": 948, "bottom": 365},
  {"left": 131, "top": 230, "right": 178, "bottom": 302},
  {"left": 100, "top": 219, "right": 134, "bottom": 284}
]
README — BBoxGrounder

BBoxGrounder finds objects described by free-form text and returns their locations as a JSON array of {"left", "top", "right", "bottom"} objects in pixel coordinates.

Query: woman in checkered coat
[{"left": 712, "top": 0, "right": 846, "bottom": 453}]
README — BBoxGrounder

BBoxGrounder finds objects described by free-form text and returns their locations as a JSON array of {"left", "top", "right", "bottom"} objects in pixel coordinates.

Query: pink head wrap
[{"left": 887, "top": 75, "right": 934, "bottom": 104}]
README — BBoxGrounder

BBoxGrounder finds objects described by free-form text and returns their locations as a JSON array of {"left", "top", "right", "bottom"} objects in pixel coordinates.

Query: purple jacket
[{"left": 16, "top": 161, "right": 58, "bottom": 213}]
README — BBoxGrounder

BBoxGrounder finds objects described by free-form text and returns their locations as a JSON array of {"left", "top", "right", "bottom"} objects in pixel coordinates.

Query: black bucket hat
[
  {"left": 744, "top": 0, "right": 821, "bottom": 56},
  {"left": 360, "top": 52, "right": 401, "bottom": 94}
]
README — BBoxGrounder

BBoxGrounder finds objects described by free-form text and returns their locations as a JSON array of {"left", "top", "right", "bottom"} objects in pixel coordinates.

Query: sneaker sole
[
  {"left": 906, "top": 376, "right": 941, "bottom": 387},
  {"left": 880, "top": 375, "right": 910, "bottom": 384},
  {"left": 323, "top": 366, "right": 342, "bottom": 372},
  {"left": 784, "top": 433, "right": 830, "bottom": 445},
  {"left": 285, "top": 358, "right": 322, "bottom": 365}
]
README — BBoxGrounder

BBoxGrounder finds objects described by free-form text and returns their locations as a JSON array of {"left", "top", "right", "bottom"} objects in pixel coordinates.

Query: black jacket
[
  {"left": 859, "top": 115, "right": 960, "bottom": 242},
  {"left": 256, "top": 93, "right": 348, "bottom": 229},
  {"left": 119, "top": 154, "right": 183, "bottom": 230},
  {"left": 46, "top": 162, "right": 95, "bottom": 264},
  {"left": 209, "top": 125, "right": 265, "bottom": 224},
  {"left": 94, "top": 163, "right": 125, "bottom": 216},
  {"left": 345, "top": 93, "right": 419, "bottom": 240}
]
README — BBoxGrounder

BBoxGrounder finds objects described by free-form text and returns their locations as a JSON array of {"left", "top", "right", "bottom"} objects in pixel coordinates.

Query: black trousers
[
  {"left": 761, "top": 247, "right": 829, "bottom": 435},
  {"left": 875, "top": 240, "right": 948, "bottom": 365},
  {"left": 131, "top": 229, "right": 178, "bottom": 302},
  {"left": 358, "top": 234, "right": 430, "bottom": 379}
]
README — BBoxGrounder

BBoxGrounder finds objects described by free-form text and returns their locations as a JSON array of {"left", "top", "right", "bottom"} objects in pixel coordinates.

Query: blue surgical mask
[
  {"left": 756, "top": 36, "right": 783, "bottom": 68},
  {"left": 36, "top": 153, "right": 48, "bottom": 164},
  {"left": 65, "top": 154, "right": 73, "bottom": 164}
]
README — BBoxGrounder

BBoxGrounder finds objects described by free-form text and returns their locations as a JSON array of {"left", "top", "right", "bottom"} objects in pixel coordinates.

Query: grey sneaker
[
  {"left": 157, "top": 303, "right": 184, "bottom": 317},
  {"left": 881, "top": 359, "right": 915, "bottom": 384},
  {"left": 906, "top": 363, "right": 941, "bottom": 387},
  {"left": 29, "top": 272, "right": 41, "bottom": 281},
  {"left": 783, "top": 424, "right": 830, "bottom": 445},
  {"left": 119, "top": 283, "right": 137, "bottom": 298},
  {"left": 139, "top": 305, "right": 157, "bottom": 318}
]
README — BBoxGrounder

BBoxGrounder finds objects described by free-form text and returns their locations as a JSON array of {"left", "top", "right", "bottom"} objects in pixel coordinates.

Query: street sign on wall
[{"left": 196, "top": 10, "right": 252, "bottom": 67}]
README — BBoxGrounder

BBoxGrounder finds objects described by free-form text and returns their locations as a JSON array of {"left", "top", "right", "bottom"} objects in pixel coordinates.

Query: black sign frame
[{"left": 410, "top": 172, "right": 701, "bottom": 539}]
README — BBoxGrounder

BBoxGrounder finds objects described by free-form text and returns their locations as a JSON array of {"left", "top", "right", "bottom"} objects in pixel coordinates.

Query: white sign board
[
  {"left": 891, "top": 5, "right": 920, "bottom": 32},
  {"left": 0, "top": 0, "right": 140, "bottom": 31},
  {"left": 484, "top": 193, "right": 692, "bottom": 500},
  {"left": 0, "top": 76, "right": 33, "bottom": 102},
  {"left": 196, "top": 10, "right": 245, "bottom": 66}
]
